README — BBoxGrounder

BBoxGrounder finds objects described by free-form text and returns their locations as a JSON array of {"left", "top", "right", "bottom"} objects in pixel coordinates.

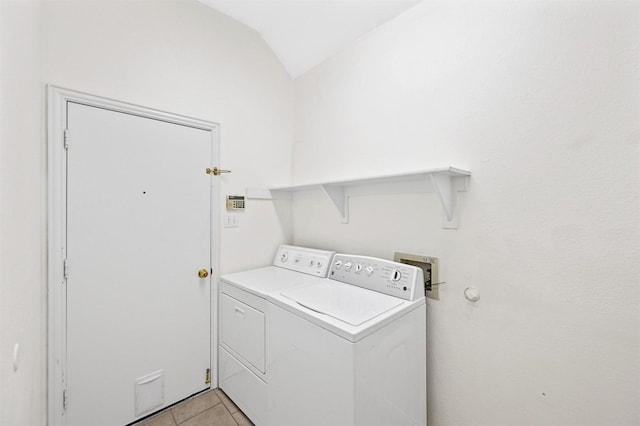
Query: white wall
[
  {"left": 0, "top": 1, "right": 293, "bottom": 424},
  {"left": 0, "top": 2, "right": 46, "bottom": 426},
  {"left": 293, "top": 1, "right": 639, "bottom": 425}
]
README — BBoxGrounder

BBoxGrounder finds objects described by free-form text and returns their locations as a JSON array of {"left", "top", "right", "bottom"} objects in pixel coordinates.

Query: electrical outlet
[{"left": 393, "top": 253, "right": 439, "bottom": 300}]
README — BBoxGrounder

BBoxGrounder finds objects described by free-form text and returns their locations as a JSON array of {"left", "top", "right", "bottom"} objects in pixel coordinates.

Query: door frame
[{"left": 47, "top": 86, "right": 220, "bottom": 426}]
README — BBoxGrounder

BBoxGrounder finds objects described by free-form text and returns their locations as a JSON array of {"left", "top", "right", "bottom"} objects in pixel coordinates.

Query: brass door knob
[{"left": 198, "top": 269, "right": 209, "bottom": 278}]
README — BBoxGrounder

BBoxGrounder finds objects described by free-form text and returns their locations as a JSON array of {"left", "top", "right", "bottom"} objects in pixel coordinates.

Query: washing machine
[
  {"left": 218, "top": 245, "right": 335, "bottom": 426},
  {"left": 266, "top": 253, "right": 427, "bottom": 426}
]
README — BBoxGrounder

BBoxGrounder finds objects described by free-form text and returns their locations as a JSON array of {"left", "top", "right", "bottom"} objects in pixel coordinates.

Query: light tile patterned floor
[{"left": 135, "top": 389, "right": 254, "bottom": 426}]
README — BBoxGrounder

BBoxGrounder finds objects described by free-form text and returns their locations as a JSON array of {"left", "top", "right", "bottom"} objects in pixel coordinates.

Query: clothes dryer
[{"left": 218, "top": 245, "right": 335, "bottom": 426}]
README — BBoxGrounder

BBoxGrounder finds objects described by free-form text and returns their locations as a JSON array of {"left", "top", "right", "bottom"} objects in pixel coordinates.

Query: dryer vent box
[{"left": 393, "top": 253, "right": 439, "bottom": 300}]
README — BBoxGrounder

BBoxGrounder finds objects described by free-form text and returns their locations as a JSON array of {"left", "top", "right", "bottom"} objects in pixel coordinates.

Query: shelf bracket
[
  {"left": 430, "top": 173, "right": 469, "bottom": 229},
  {"left": 320, "top": 185, "right": 349, "bottom": 223}
]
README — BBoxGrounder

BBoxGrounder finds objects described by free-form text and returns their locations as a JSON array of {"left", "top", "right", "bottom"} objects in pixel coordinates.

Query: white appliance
[
  {"left": 218, "top": 245, "right": 335, "bottom": 425},
  {"left": 266, "top": 253, "right": 427, "bottom": 426}
]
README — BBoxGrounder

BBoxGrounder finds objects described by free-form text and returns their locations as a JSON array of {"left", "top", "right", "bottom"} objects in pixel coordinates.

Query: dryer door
[{"left": 220, "top": 293, "right": 266, "bottom": 373}]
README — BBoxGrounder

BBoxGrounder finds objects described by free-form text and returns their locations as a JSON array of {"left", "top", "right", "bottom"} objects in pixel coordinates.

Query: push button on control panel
[{"left": 274, "top": 246, "right": 335, "bottom": 278}]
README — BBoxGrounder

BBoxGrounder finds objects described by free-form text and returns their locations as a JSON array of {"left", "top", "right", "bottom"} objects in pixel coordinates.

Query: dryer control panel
[
  {"left": 329, "top": 254, "right": 424, "bottom": 301},
  {"left": 273, "top": 245, "right": 335, "bottom": 278}
]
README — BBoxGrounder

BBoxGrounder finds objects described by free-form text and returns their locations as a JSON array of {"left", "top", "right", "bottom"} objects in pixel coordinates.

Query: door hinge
[
  {"left": 63, "top": 259, "right": 69, "bottom": 279},
  {"left": 64, "top": 129, "right": 70, "bottom": 149},
  {"left": 63, "top": 389, "right": 68, "bottom": 410},
  {"left": 205, "top": 368, "right": 211, "bottom": 384}
]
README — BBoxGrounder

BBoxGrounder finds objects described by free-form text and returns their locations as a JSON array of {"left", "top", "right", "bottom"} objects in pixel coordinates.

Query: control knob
[
  {"left": 334, "top": 260, "right": 343, "bottom": 269},
  {"left": 391, "top": 269, "right": 402, "bottom": 282},
  {"left": 355, "top": 264, "right": 363, "bottom": 273},
  {"left": 365, "top": 266, "right": 374, "bottom": 276},
  {"left": 344, "top": 261, "right": 352, "bottom": 271},
  {"left": 280, "top": 252, "right": 288, "bottom": 263}
]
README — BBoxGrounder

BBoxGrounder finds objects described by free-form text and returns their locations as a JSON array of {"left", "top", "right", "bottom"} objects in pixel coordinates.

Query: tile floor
[{"left": 135, "top": 389, "right": 254, "bottom": 426}]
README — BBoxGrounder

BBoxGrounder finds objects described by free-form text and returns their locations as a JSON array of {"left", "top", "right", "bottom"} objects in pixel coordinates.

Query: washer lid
[{"left": 280, "top": 281, "right": 404, "bottom": 326}]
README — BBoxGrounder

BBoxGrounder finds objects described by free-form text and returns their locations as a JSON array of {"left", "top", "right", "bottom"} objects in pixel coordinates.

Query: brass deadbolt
[
  {"left": 206, "top": 167, "right": 231, "bottom": 176},
  {"left": 198, "top": 269, "right": 209, "bottom": 278}
]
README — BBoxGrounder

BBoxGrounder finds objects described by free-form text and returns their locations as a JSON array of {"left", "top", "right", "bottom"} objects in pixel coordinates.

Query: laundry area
[{"left": 1, "top": 1, "right": 638, "bottom": 426}]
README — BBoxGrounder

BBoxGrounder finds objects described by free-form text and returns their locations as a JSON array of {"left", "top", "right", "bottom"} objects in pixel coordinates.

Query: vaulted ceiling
[{"left": 198, "top": 0, "right": 421, "bottom": 78}]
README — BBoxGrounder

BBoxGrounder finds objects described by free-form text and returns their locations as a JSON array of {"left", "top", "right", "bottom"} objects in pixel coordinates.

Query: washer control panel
[
  {"left": 273, "top": 245, "right": 335, "bottom": 277},
  {"left": 329, "top": 254, "right": 424, "bottom": 301}
]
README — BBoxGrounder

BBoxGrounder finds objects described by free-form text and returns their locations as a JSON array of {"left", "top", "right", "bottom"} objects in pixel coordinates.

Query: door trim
[{"left": 47, "top": 86, "right": 221, "bottom": 426}]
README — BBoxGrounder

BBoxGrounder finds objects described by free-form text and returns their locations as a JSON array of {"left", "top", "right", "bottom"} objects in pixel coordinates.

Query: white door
[{"left": 65, "top": 102, "right": 214, "bottom": 426}]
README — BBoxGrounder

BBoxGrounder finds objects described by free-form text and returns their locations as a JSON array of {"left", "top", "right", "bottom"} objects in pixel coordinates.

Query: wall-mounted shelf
[{"left": 247, "top": 167, "right": 471, "bottom": 229}]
